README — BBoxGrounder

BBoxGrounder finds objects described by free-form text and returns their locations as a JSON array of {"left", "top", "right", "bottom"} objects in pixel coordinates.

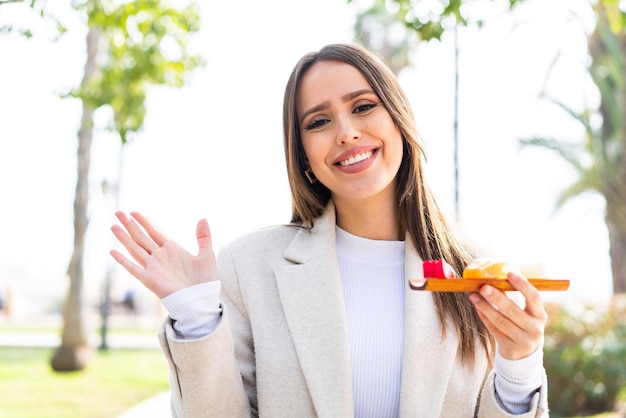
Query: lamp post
[
  {"left": 99, "top": 179, "right": 117, "bottom": 350},
  {"left": 98, "top": 146, "right": 124, "bottom": 350},
  {"left": 453, "top": 23, "right": 460, "bottom": 218}
]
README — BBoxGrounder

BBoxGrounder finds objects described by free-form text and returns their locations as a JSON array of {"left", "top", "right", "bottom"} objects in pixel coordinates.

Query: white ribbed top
[{"left": 335, "top": 226, "right": 405, "bottom": 418}]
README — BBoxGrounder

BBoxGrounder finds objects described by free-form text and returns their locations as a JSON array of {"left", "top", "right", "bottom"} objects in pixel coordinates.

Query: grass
[{"left": 0, "top": 346, "right": 169, "bottom": 418}]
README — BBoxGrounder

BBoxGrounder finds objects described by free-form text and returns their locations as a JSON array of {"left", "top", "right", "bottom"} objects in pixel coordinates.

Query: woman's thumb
[{"left": 196, "top": 218, "right": 213, "bottom": 256}]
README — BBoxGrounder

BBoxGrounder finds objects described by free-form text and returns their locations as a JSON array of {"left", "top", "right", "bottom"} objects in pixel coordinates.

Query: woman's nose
[{"left": 336, "top": 116, "right": 361, "bottom": 145}]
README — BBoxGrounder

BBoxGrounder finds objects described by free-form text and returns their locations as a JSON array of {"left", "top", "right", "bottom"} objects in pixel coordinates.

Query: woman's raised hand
[{"left": 110, "top": 211, "right": 218, "bottom": 299}]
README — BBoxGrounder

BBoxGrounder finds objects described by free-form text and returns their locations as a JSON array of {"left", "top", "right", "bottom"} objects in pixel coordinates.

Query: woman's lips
[
  {"left": 337, "top": 150, "right": 373, "bottom": 166},
  {"left": 334, "top": 148, "right": 378, "bottom": 174}
]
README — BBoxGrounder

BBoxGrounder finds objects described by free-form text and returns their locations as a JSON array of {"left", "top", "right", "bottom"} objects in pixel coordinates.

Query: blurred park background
[{"left": 0, "top": 0, "right": 625, "bottom": 416}]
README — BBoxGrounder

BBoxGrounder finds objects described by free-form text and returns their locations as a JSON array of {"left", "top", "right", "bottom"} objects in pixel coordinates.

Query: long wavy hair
[{"left": 282, "top": 43, "right": 493, "bottom": 366}]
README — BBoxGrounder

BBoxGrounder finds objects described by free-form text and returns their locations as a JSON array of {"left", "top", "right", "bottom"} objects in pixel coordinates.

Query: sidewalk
[
  {"left": 0, "top": 313, "right": 162, "bottom": 349},
  {"left": 116, "top": 391, "right": 171, "bottom": 418},
  {"left": 0, "top": 331, "right": 159, "bottom": 349},
  {"left": 0, "top": 330, "right": 160, "bottom": 349}
]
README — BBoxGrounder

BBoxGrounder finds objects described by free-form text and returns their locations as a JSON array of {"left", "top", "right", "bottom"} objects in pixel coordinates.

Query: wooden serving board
[{"left": 409, "top": 278, "right": 570, "bottom": 292}]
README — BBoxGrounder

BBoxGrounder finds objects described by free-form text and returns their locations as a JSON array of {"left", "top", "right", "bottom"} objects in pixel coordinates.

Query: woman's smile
[
  {"left": 334, "top": 147, "right": 379, "bottom": 173},
  {"left": 336, "top": 148, "right": 375, "bottom": 166}
]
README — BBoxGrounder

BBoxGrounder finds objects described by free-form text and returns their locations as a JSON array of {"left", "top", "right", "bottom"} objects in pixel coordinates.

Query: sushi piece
[{"left": 422, "top": 259, "right": 459, "bottom": 279}]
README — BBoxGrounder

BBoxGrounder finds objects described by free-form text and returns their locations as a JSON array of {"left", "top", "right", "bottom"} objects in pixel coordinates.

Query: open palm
[{"left": 110, "top": 211, "right": 217, "bottom": 299}]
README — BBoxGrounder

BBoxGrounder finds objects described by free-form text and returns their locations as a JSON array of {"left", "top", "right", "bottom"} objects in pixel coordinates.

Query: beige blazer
[{"left": 159, "top": 202, "right": 549, "bottom": 418}]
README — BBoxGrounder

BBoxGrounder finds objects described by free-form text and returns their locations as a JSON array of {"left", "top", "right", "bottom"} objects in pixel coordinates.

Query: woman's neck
[{"left": 333, "top": 195, "right": 401, "bottom": 241}]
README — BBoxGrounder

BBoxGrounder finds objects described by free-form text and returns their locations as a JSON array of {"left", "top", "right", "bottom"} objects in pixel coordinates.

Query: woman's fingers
[
  {"left": 115, "top": 211, "right": 159, "bottom": 255},
  {"left": 110, "top": 248, "right": 144, "bottom": 280},
  {"left": 472, "top": 286, "right": 524, "bottom": 338},
  {"left": 110, "top": 212, "right": 218, "bottom": 298},
  {"left": 130, "top": 211, "right": 168, "bottom": 247},
  {"left": 470, "top": 273, "right": 547, "bottom": 359},
  {"left": 508, "top": 272, "right": 548, "bottom": 320},
  {"left": 196, "top": 219, "right": 213, "bottom": 256},
  {"left": 111, "top": 223, "right": 151, "bottom": 268}
]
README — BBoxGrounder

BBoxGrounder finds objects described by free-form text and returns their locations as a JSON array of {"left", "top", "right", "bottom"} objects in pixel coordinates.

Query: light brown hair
[{"left": 282, "top": 43, "right": 493, "bottom": 366}]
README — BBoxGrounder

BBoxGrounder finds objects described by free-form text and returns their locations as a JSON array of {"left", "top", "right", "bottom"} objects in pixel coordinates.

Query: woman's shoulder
[
  {"left": 215, "top": 224, "right": 306, "bottom": 278},
  {"left": 221, "top": 223, "right": 303, "bottom": 256}
]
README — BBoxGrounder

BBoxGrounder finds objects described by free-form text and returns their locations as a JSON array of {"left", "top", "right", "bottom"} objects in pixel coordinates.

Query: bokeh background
[{"left": 0, "top": 0, "right": 611, "bottom": 318}]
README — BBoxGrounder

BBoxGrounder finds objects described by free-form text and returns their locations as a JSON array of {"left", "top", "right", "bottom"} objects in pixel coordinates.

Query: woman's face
[{"left": 297, "top": 60, "right": 404, "bottom": 207}]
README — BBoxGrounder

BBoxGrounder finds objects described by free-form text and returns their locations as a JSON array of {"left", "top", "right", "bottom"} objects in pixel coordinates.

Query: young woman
[{"left": 111, "top": 43, "right": 549, "bottom": 417}]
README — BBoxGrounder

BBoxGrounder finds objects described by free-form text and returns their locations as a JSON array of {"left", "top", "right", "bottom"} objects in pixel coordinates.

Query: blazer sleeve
[
  {"left": 157, "top": 245, "right": 256, "bottom": 417},
  {"left": 476, "top": 369, "right": 549, "bottom": 418}
]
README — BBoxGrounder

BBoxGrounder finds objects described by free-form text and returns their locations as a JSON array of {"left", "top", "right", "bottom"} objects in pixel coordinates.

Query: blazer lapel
[
  {"left": 274, "top": 203, "right": 354, "bottom": 417},
  {"left": 399, "top": 238, "right": 460, "bottom": 416}
]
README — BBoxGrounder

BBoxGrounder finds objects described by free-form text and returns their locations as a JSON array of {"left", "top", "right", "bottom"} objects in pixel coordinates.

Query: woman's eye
[
  {"left": 354, "top": 102, "right": 379, "bottom": 114},
  {"left": 305, "top": 117, "right": 329, "bottom": 130}
]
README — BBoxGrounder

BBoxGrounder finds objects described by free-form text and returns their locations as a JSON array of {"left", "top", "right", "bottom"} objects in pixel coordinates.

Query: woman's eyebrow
[{"left": 341, "top": 89, "right": 375, "bottom": 102}]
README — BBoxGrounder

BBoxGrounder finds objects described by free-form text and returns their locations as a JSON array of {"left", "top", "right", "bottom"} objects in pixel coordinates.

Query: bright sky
[{"left": 0, "top": 0, "right": 612, "bottom": 317}]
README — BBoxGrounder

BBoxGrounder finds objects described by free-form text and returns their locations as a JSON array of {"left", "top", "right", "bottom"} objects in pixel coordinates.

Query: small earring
[{"left": 304, "top": 168, "right": 318, "bottom": 184}]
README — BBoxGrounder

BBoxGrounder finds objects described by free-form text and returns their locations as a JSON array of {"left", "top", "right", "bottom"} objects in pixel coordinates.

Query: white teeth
[{"left": 338, "top": 151, "right": 373, "bottom": 166}]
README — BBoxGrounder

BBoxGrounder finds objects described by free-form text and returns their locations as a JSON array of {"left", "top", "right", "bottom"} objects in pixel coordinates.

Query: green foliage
[
  {"left": 1, "top": 0, "right": 203, "bottom": 143},
  {"left": 0, "top": 0, "right": 67, "bottom": 38},
  {"left": 353, "top": 0, "right": 419, "bottom": 73},
  {"left": 543, "top": 299, "right": 626, "bottom": 417},
  {"left": 71, "top": 0, "right": 204, "bottom": 143},
  {"left": 0, "top": 347, "right": 169, "bottom": 418},
  {"left": 602, "top": 0, "right": 626, "bottom": 34},
  {"left": 348, "top": 0, "right": 525, "bottom": 42}
]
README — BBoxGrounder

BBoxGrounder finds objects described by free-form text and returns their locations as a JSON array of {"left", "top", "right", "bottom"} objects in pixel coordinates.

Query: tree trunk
[
  {"left": 590, "top": 2, "right": 626, "bottom": 296},
  {"left": 51, "top": 25, "right": 100, "bottom": 372},
  {"left": 619, "top": 55, "right": 626, "bottom": 295},
  {"left": 606, "top": 203, "right": 626, "bottom": 294},
  {"left": 605, "top": 42, "right": 626, "bottom": 295}
]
